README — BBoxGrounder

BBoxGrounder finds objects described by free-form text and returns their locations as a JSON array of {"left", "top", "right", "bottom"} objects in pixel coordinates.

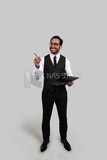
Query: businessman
[{"left": 34, "top": 36, "right": 73, "bottom": 152}]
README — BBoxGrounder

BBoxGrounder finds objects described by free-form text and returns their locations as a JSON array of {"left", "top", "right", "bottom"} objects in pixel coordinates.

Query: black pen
[{"left": 34, "top": 52, "right": 41, "bottom": 60}]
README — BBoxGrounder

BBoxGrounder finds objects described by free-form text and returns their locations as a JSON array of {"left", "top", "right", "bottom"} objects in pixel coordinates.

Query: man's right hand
[{"left": 34, "top": 56, "right": 41, "bottom": 68}]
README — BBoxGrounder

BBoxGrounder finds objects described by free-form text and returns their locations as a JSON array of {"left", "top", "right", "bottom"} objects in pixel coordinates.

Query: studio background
[{"left": 0, "top": 0, "right": 107, "bottom": 160}]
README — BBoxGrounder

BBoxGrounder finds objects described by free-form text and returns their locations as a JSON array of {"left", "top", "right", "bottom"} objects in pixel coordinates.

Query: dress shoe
[
  {"left": 61, "top": 139, "right": 71, "bottom": 151},
  {"left": 40, "top": 140, "right": 49, "bottom": 152}
]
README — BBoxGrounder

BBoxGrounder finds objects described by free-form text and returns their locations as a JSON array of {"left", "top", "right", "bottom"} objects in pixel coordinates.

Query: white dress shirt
[{"left": 34, "top": 53, "right": 73, "bottom": 80}]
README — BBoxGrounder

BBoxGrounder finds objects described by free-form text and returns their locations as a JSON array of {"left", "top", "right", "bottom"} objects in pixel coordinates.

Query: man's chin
[{"left": 50, "top": 51, "right": 58, "bottom": 54}]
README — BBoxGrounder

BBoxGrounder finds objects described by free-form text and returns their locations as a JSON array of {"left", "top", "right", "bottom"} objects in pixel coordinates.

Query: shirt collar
[{"left": 49, "top": 52, "right": 60, "bottom": 59}]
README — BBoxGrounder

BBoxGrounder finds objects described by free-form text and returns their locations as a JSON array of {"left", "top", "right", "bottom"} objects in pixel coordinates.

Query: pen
[{"left": 34, "top": 52, "right": 41, "bottom": 60}]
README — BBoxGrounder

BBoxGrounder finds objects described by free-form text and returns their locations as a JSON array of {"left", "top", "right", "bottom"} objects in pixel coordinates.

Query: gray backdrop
[{"left": 0, "top": 0, "right": 107, "bottom": 160}]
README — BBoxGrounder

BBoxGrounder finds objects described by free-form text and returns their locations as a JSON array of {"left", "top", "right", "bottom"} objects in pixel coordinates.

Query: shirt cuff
[{"left": 34, "top": 69, "right": 42, "bottom": 80}]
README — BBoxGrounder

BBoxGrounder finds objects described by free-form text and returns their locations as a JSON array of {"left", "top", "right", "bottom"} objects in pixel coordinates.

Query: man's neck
[{"left": 50, "top": 52, "right": 60, "bottom": 56}]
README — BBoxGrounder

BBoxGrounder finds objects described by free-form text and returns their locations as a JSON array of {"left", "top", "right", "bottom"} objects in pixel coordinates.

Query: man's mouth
[{"left": 51, "top": 48, "right": 55, "bottom": 51}]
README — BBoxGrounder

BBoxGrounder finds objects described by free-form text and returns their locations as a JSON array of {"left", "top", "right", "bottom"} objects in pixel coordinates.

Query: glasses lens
[{"left": 50, "top": 43, "right": 59, "bottom": 46}]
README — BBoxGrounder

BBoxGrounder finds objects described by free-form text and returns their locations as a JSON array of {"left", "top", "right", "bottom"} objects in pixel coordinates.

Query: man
[{"left": 34, "top": 36, "right": 73, "bottom": 152}]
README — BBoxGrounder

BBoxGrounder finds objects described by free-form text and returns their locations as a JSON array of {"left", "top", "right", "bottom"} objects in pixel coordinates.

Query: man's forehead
[{"left": 51, "top": 38, "right": 60, "bottom": 42}]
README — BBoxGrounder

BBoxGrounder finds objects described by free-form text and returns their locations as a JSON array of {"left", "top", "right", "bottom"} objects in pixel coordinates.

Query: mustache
[{"left": 50, "top": 47, "right": 56, "bottom": 49}]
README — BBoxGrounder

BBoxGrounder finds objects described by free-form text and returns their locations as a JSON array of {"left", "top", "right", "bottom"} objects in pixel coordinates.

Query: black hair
[{"left": 50, "top": 35, "right": 63, "bottom": 45}]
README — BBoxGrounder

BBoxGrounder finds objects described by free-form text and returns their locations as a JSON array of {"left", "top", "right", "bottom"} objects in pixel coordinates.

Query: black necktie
[{"left": 54, "top": 56, "right": 57, "bottom": 66}]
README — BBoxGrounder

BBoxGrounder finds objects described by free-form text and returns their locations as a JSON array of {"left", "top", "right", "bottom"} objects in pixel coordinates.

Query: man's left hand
[{"left": 67, "top": 81, "right": 74, "bottom": 86}]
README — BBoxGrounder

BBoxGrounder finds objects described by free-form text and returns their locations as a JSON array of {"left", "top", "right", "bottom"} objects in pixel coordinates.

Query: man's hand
[
  {"left": 34, "top": 55, "right": 41, "bottom": 68},
  {"left": 67, "top": 81, "right": 74, "bottom": 87}
]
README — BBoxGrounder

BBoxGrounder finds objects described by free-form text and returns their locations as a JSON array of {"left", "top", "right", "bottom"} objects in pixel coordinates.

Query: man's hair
[{"left": 50, "top": 35, "right": 63, "bottom": 45}]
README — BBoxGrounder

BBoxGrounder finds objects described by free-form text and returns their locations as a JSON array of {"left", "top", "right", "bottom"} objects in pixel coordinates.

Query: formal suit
[{"left": 35, "top": 53, "right": 73, "bottom": 141}]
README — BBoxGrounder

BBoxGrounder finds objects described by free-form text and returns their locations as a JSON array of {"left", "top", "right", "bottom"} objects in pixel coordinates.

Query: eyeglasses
[{"left": 49, "top": 42, "right": 60, "bottom": 47}]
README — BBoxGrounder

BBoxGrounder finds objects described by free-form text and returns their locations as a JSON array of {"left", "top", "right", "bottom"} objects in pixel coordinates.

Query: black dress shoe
[
  {"left": 61, "top": 139, "right": 71, "bottom": 151},
  {"left": 40, "top": 140, "right": 49, "bottom": 152}
]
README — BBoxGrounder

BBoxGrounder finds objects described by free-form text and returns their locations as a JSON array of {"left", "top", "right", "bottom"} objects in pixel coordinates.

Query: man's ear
[{"left": 60, "top": 45, "right": 62, "bottom": 49}]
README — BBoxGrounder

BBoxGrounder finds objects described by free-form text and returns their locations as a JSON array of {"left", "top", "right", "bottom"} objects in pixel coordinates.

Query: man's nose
[{"left": 51, "top": 44, "right": 55, "bottom": 47}]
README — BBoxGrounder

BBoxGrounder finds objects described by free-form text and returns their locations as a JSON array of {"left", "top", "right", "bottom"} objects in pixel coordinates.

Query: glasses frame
[{"left": 49, "top": 42, "right": 60, "bottom": 47}]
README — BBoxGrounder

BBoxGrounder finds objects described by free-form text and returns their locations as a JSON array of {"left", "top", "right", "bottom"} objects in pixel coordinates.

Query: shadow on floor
[{"left": 21, "top": 118, "right": 42, "bottom": 143}]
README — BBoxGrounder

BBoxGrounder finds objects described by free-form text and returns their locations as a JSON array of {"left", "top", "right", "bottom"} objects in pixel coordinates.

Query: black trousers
[{"left": 42, "top": 86, "right": 68, "bottom": 141}]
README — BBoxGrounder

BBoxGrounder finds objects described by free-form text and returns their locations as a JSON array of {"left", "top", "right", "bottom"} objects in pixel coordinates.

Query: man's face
[{"left": 49, "top": 38, "right": 62, "bottom": 55}]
